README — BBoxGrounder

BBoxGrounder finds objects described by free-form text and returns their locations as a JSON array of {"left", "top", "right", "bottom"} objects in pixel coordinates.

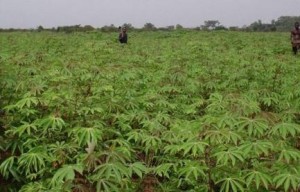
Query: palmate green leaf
[
  {"left": 103, "top": 146, "right": 132, "bottom": 164},
  {"left": 115, "top": 120, "right": 132, "bottom": 132},
  {"left": 238, "top": 140, "right": 273, "bottom": 157},
  {"left": 3, "top": 137, "right": 25, "bottom": 154},
  {"left": 273, "top": 173, "right": 300, "bottom": 191},
  {"left": 204, "top": 80, "right": 219, "bottom": 92},
  {"left": 26, "top": 167, "right": 48, "bottom": 181},
  {"left": 37, "top": 115, "right": 66, "bottom": 133},
  {"left": 0, "top": 156, "right": 18, "bottom": 179},
  {"left": 169, "top": 121, "right": 199, "bottom": 141},
  {"left": 128, "top": 162, "right": 148, "bottom": 178},
  {"left": 216, "top": 177, "right": 245, "bottom": 192},
  {"left": 244, "top": 170, "right": 272, "bottom": 190},
  {"left": 161, "top": 129, "right": 181, "bottom": 144},
  {"left": 18, "top": 147, "right": 48, "bottom": 175},
  {"left": 206, "top": 93, "right": 227, "bottom": 113},
  {"left": 12, "top": 121, "right": 38, "bottom": 136},
  {"left": 77, "top": 106, "right": 104, "bottom": 116},
  {"left": 153, "top": 111, "right": 172, "bottom": 125},
  {"left": 3, "top": 104, "right": 38, "bottom": 117},
  {"left": 28, "top": 80, "right": 47, "bottom": 96},
  {"left": 49, "top": 141, "right": 79, "bottom": 165},
  {"left": 124, "top": 98, "right": 139, "bottom": 110},
  {"left": 94, "top": 162, "right": 129, "bottom": 183},
  {"left": 180, "top": 141, "right": 208, "bottom": 157},
  {"left": 226, "top": 95, "right": 261, "bottom": 116},
  {"left": 140, "top": 134, "right": 162, "bottom": 154},
  {"left": 182, "top": 104, "right": 197, "bottom": 115},
  {"left": 51, "top": 164, "right": 84, "bottom": 186},
  {"left": 163, "top": 144, "right": 181, "bottom": 155},
  {"left": 71, "top": 126, "right": 102, "bottom": 146},
  {"left": 15, "top": 95, "right": 39, "bottom": 109},
  {"left": 106, "top": 138, "right": 131, "bottom": 148},
  {"left": 141, "top": 119, "right": 165, "bottom": 132},
  {"left": 20, "top": 108, "right": 39, "bottom": 117},
  {"left": 237, "top": 117, "right": 269, "bottom": 137},
  {"left": 95, "top": 178, "right": 119, "bottom": 192},
  {"left": 158, "top": 85, "right": 182, "bottom": 94},
  {"left": 126, "top": 130, "right": 143, "bottom": 143},
  {"left": 3, "top": 103, "right": 17, "bottom": 113},
  {"left": 153, "top": 163, "right": 174, "bottom": 178},
  {"left": 260, "top": 95, "right": 279, "bottom": 107},
  {"left": 269, "top": 122, "right": 300, "bottom": 139},
  {"left": 213, "top": 147, "right": 244, "bottom": 166},
  {"left": 178, "top": 161, "right": 207, "bottom": 181},
  {"left": 159, "top": 180, "right": 192, "bottom": 192},
  {"left": 19, "top": 181, "right": 47, "bottom": 192},
  {"left": 278, "top": 148, "right": 300, "bottom": 163},
  {"left": 204, "top": 128, "right": 242, "bottom": 145},
  {"left": 126, "top": 109, "right": 149, "bottom": 123},
  {"left": 1, "top": 74, "right": 17, "bottom": 89},
  {"left": 216, "top": 114, "right": 239, "bottom": 129},
  {"left": 103, "top": 95, "right": 124, "bottom": 113},
  {"left": 14, "top": 81, "right": 28, "bottom": 92}
]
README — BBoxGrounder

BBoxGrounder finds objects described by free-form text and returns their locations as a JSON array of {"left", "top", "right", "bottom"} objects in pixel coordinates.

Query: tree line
[{"left": 0, "top": 16, "right": 299, "bottom": 33}]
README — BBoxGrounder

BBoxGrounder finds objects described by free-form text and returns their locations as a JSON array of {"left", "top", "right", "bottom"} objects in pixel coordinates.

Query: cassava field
[{"left": 0, "top": 31, "right": 300, "bottom": 192}]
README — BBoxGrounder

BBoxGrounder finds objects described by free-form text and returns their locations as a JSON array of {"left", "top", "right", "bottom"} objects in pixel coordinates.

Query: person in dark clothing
[
  {"left": 119, "top": 27, "right": 128, "bottom": 44},
  {"left": 291, "top": 22, "right": 300, "bottom": 54}
]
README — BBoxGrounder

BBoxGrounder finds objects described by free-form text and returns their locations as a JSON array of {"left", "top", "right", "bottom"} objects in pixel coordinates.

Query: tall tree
[
  {"left": 203, "top": 20, "right": 220, "bottom": 30},
  {"left": 143, "top": 23, "right": 156, "bottom": 30},
  {"left": 275, "top": 16, "right": 300, "bottom": 31},
  {"left": 175, "top": 24, "right": 183, "bottom": 30},
  {"left": 122, "top": 23, "right": 134, "bottom": 30}
]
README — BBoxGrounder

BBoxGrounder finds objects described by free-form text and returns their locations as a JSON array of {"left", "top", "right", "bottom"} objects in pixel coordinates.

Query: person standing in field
[
  {"left": 119, "top": 27, "right": 128, "bottom": 44},
  {"left": 291, "top": 22, "right": 300, "bottom": 54}
]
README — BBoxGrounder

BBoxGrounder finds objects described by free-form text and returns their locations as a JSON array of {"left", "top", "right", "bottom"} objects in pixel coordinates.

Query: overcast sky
[{"left": 0, "top": 0, "right": 299, "bottom": 29}]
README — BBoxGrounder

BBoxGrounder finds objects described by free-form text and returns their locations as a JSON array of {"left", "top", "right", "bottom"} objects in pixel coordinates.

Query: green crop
[{"left": 0, "top": 30, "right": 300, "bottom": 192}]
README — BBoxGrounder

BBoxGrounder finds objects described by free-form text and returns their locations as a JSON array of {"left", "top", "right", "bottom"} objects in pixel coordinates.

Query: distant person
[
  {"left": 291, "top": 22, "right": 300, "bottom": 54},
  {"left": 119, "top": 27, "right": 128, "bottom": 44}
]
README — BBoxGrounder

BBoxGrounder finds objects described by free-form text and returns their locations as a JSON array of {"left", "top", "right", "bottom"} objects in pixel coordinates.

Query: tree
[
  {"left": 82, "top": 25, "right": 94, "bottom": 32},
  {"left": 203, "top": 20, "right": 220, "bottom": 30},
  {"left": 215, "top": 25, "right": 227, "bottom": 30},
  {"left": 122, "top": 23, "right": 134, "bottom": 30},
  {"left": 101, "top": 24, "right": 117, "bottom": 32},
  {"left": 166, "top": 25, "right": 175, "bottom": 30},
  {"left": 249, "top": 20, "right": 276, "bottom": 32},
  {"left": 143, "top": 23, "right": 156, "bottom": 31},
  {"left": 249, "top": 20, "right": 262, "bottom": 31},
  {"left": 175, "top": 24, "right": 183, "bottom": 30},
  {"left": 229, "top": 26, "right": 239, "bottom": 31},
  {"left": 246, "top": 16, "right": 300, "bottom": 32},
  {"left": 37, "top": 25, "right": 44, "bottom": 32},
  {"left": 275, "top": 16, "right": 300, "bottom": 31}
]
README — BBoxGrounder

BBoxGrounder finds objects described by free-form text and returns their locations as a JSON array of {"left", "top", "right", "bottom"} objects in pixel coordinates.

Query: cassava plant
[{"left": 0, "top": 30, "right": 299, "bottom": 192}]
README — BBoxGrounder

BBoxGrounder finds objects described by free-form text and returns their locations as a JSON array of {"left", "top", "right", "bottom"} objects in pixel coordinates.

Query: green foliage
[
  {"left": 71, "top": 127, "right": 103, "bottom": 146},
  {"left": 0, "top": 156, "right": 20, "bottom": 180},
  {"left": 51, "top": 164, "right": 83, "bottom": 186},
  {"left": 178, "top": 161, "right": 207, "bottom": 180},
  {"left": 216, "top": 177, "right": 245, "bottom": 192},
  {"left": 274, "top": 172, "right": 300, "bottom": 191},
  {"left": 244, "top": 170, "right": 272, "bottom": 190},
  {"left": 18, "top": 147, "right": 48, "bottom": 175},
  {"left": 0, "top": 31, "right": 300, "bottom": 192}
]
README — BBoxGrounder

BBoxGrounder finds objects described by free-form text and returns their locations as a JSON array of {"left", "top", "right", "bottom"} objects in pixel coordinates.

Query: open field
[{"left": 0, "top": 31, "right": 300, "bottom": 192}]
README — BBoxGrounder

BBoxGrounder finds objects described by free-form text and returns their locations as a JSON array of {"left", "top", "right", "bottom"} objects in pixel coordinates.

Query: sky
[{"left": 0, "top": 0, "right": 299, "bottom": 29}]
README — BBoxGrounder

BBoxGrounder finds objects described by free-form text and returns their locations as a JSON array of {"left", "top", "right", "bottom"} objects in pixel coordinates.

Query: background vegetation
[
  {"left": 0, "top": 30, "right": 300, "bottom": 192},
  {"left": 1, "top": 16, "right": 300, "bottom": 33}
]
